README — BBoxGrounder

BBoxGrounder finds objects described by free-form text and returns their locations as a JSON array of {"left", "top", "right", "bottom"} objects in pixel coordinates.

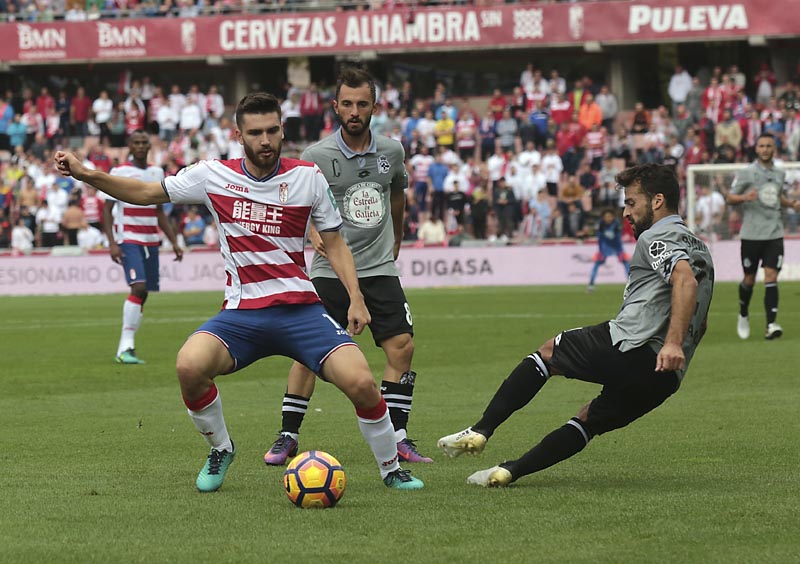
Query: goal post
[{"left": 685, "top": 162, "right": 800, "bottom": 241}]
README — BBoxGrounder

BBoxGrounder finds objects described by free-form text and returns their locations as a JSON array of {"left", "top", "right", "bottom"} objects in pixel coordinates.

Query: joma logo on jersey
[{"left": 225, "top": 183, "right": 249, "bottom": 193}]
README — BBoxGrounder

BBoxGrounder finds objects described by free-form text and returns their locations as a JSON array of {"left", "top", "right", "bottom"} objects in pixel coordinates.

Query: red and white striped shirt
[
  {"left": 163, "top": 158, "right": 342, "bottom": 310},
  {"left": 108, "top": 163, "right": 165, "bottom": 246}
]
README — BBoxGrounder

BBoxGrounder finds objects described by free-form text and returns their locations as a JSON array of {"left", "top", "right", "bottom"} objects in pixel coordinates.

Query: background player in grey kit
[
  {"left": 727, "top": 132, "right": 800, "bottom": 340},
  {"left": 438, "top": 164, "right": 714, "bottom": 487},
  {"left": 265, "top": 66, "right": 433, "bottom": 465}
]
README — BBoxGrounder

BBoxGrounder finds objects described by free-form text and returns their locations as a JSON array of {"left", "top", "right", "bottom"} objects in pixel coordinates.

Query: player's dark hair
[
  {"left": 615, "top": 164, "right": 679, "bottom": 211},
  {"left": 757, "top": 132, "right": 775, "bottom": 143},
  {"left": 127, "top": 129, "right": 149, "bottom": 144},
  {"left": 335, "top": 66, "right": 377, "bottom": 103},
  {"left": 235, "top": 92, "right": 282, "bottom": 129}
]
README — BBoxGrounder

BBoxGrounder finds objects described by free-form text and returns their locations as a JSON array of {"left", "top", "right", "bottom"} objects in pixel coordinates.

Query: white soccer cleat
[
  {"left": 466, "top": 465, "right": 512, "bottom": 488},
  {"left": 765, "top": 323, "right": 783, "bottom": 340},
  {"left": 737, "top": 315, "right": 750, "bottom": 340},
  {"left": 437, "top": 427, "right": 487, "bottom": 458}
]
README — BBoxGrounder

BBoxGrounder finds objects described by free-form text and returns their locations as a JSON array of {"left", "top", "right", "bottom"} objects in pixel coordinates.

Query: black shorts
[
  {"left": 312, "top": 276, "right": 413, "bottom": 347},
  {"left": 550, "top": 322, "right": 679, "bottom": 438},
  {"left": 546, "top": 182, "right": 558, "bottom": 197},
  {"left": 740, "top": 238, "right": 784, "bottom": 274}
]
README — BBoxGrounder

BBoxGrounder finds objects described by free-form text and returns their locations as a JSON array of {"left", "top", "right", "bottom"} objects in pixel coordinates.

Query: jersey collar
[
  {"left": 652, "top": 214, "right": 684, "bottom": 228},
  {"left": 241, "top": 158, "right": 281, "bottom": 182},
  {"left": 334, "top": 128, "right": 376, "bottom": 159}
]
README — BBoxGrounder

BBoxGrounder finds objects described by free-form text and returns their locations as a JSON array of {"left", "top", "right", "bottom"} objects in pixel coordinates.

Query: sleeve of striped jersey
[
  {"left": 310, "top": 165, "right": 343, "bottom": 232},
  {"left": 161, "top": 162, "right": 208, "bottom": 204}
]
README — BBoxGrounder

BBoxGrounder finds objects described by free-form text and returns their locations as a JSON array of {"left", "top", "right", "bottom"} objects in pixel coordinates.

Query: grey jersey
[
  {"left": 609, "top": 215, "right": 714, "bottom": 381},
  {"left": 303, "top": 129, "right": 408, "bottom": 278},
  {"left": 730, "top": 161, "right": 787, "bottom": 240}
]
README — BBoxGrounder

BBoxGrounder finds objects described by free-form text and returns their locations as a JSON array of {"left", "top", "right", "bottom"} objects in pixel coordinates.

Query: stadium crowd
[
  {"left": 1, "top": 60, "right": 799, "bottom": 253},
  {"left": 0, "top": 0, "right": 596, "bottom": 22}
]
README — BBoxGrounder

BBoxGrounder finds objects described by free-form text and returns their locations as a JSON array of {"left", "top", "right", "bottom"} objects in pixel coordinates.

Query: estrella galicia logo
[{"left": 331, "top": 159, "right": 341, "bottom": 178}]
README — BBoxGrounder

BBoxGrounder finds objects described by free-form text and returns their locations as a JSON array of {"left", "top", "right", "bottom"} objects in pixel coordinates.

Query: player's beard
[
  {"left": 243, "top": 139, "right": 281, "bottom": 174},
  {"left": 630, "top": 206, "right": 654, "bottom": 240},
  {"left": 338, "top": 112, "right": 372, "bottom": 137}
]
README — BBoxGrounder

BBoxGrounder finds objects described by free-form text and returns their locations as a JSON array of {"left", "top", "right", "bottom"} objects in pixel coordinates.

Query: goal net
[{"left": 686, "top": 162, "right": 800, "bottom": 242}]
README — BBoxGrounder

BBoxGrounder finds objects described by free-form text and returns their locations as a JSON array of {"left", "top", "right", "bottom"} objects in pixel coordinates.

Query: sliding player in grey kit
[{"left": 438, "top": 164, "right": 714, "bottom": 487}]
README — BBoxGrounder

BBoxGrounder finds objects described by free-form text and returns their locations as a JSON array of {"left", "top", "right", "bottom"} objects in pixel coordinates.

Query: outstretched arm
[
  {"left": 318, "top": 229, "right": 370, "bottom": 336},
  {"left": 54, "top": 151, "right": 168, "bottom": 206}
]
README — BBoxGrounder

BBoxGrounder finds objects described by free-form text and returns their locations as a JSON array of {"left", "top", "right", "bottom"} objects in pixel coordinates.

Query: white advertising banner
[{"left": 2, "top": 240, "right": 799, "bottom": 296}]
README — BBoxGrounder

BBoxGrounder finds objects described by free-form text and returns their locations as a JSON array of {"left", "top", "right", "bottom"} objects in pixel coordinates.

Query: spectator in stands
[
  {"left": 280, "top": 92, "right": 302, "bottom": 146},
  {"left": 416, "top": 109, "right": 437, "bottom": 151},
  {"left": 478, "top": 109, "right": 497, "bottom": 161},
  {"left": 409, "top": 144, "right": 433, "bottom": 213},
  {"left": 109, "top": 101, "right": 128, "bottom": 148},
  {"left": 672, "top": 103, "right": 695, "bottom": 142},
  {"left": 427, "top": 150, "right": 449, "bottom": 221},
  {"left": 595, "top": 85, "right": 618, "bottom": 133},
  {"left": 755, "top": 63, "right": 777, "bottom": 106},
  {"left": 495, "top": 109, "right": 518, "bottom": 153},
  {"left": 0, "top": 92, "right": 14, "bottom": 151},
  {"left": 204, "top": 85, "right": 225, "bottom": 132},
  {"left": 455, "top": 111, "right": 477, "bottom": 162},
  {"left": 156, "top": 93, "right": 178, "bottom": 143},
  {"left": 557, "top": 175, "right": 584, "bottom": 238},
  {"left": 492, "top": 176, "right": 516, "bottom": 241},
  {"left": 667, "top": 65, "right": 693, "bottom": 117},
  {"left": 434, "top": 110, "right": 455, "bottom": 152},
  {"left": 179, "top": 94, "right": 204, "bottom": 135},
  {"left": 53, "top": 89, "right": 71, "bottom": 141},
  {"left": 695, "top": 184, "right": 726, "bottom": 240},
  {"left": 11, "top": 216, "right": 34, "bottom": 254},
  {"left": 578, "top": 92, "right": 602, "bottom": 131},
  {"left": 70, "top": 86, "right": 92, "bottom": 138},
  {"left": 489, "top": 88, "right": 507, "bottom": 121},
  {"left": 715, "top": 108, "right": 743, "bottom": 154},
  {"left": 300, "top": 82, "right": 324, "bottom": 142},
  {"left": 549, "top": 69, "right": 566, "bottom": 97},
  {"left": 182, "top": 206, "right": 206, "bottom": 246},
  {"left": 35, "top": 199, "right": 62, "bottom": 247},
  {"left": 417, "top": 212, "right": 447, "bottom": 246},
  {"left": 92, "top": 90, "right": 113, "bottom": 145},
  {"left": 61, "top": 194, "right": 85, "bottom": 246},
  {"left": 21, "top": 105, "right": 44, "bottom": 151},
  {"left": 703, "top": 77, "right": 724, "bottom": 125},
  {"left": 76, "top": 181, "right": 103, "bottom": 230}
]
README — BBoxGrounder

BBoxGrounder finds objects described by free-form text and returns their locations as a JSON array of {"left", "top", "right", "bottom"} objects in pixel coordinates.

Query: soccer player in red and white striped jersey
[
  {"left": 103, "top": 130, "right": 183, "bottom": 365},
  {"left": 54, "top": 93, "right": 423, "bottom": 493}
]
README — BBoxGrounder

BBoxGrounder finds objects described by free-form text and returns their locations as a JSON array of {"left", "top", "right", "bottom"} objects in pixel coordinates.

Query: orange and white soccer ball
[{"left": 283, "top": 450, "right": 346, "bottom": 509}]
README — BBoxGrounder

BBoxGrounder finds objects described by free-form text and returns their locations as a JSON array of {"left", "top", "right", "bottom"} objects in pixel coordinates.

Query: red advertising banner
[{"left": 1, "top": 0, "right": 798, "bottom": 65}]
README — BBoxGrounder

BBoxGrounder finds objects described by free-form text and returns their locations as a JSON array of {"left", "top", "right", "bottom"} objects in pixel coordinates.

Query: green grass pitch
[{"left": 2, "top": 283, "right": 799, "bottom": 563}]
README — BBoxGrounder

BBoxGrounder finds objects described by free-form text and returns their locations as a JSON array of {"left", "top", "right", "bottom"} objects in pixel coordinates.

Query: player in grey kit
[
  {"left": 438, "top": 164, "right": 714, "bottom": 487},
  {"left": 265, "top": 66, "right": 433, "bottom": 465},
  {"left": 727, "top": 133, "right": 800, "bottom": 340}
]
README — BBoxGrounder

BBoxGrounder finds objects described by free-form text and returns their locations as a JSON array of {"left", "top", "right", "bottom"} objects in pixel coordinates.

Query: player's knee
[
  {"left": 575, "top": 401, "right": 592, "bottom": 422},
  {"left": 348, "top": 372, "right": 381, "bottom": 407},
  {"left": 385, "top": 334, "right": 414, "bottom": 366},
  {"left": 131, "top": 284, "right": 148, "bottom": 301},
  {"left": 537, "top": 338, "right": 555, "bottom": 363}
]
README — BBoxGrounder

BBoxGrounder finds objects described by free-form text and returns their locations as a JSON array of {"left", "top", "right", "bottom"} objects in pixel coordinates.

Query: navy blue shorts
[
  {"left": 120, "top": 243, "right": 160, "bottom": 291},
  {"left": 194, "top": 303, "right": 356, "bottom": 374}
]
